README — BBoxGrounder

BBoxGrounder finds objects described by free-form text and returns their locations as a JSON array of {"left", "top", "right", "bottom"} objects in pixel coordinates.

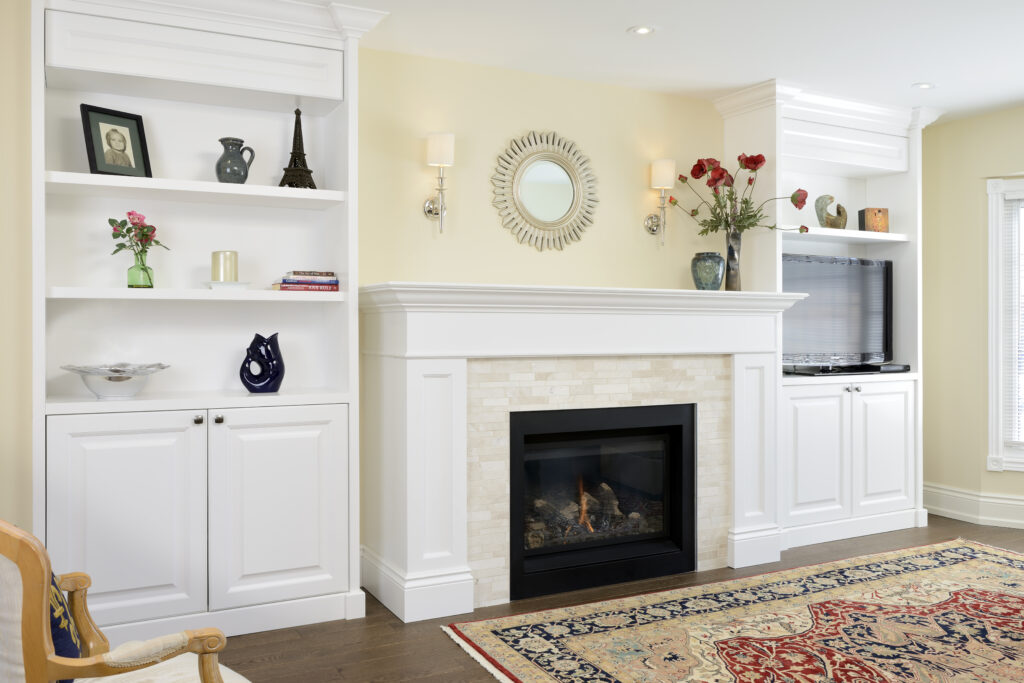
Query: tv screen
[{"left": 782, "top": 254, "right": 892, "bottom": 367}]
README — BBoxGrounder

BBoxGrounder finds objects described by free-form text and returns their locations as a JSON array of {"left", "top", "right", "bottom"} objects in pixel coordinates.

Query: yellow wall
[
  {"left": 923, "top": 106, "right": 1024, "bottom": 495},
  {"left": 358, "top": 49, "right": 725, "bottom": 288},
  {"left": 0, "top": 0, "right": 33, "bottom": 528}
]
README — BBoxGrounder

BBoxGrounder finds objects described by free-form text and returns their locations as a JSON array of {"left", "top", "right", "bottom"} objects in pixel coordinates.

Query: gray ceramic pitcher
[{"left": 215, "top": 137, "right": 255, "bottom": 184}]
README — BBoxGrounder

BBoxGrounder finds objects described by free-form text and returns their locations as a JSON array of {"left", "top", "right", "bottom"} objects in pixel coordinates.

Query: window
[{"left": 988, "top": 178, "right": 1024, "bottom": 471}]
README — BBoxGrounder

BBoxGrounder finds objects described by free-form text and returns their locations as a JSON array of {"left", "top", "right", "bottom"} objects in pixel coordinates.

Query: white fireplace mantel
[{"left": 359, "top": 282, "right": 804, "bottom": 622}]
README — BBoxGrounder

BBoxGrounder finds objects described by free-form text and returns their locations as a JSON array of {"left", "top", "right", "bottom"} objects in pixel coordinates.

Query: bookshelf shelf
[
  {"left": 47, "top": 286, "right": 346, "bottom": 302},
  {"left": 780, "top": 225, "right": 910, "bottom": 245},
  {"left": 45, "top": 388, "right": 352, "bottom": 415},
  {"left": 45, "top": 171, "right": 346, "bottom": 210}
]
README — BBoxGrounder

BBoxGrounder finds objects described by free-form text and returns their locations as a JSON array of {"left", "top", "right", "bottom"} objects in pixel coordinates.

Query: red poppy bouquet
[
  {"left": 109, "top": 210, "right": 169, "bottom": 258},
  {"left": 669, "top": 154, "right": 809, "bottom": 235}
]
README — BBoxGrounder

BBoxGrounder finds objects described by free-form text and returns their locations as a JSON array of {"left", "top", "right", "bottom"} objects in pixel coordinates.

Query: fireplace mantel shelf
[{"left": 360, "top": 282, "right": 805, "bottom": 314}]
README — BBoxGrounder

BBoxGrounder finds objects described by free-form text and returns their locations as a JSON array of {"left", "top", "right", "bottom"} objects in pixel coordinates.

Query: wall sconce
[
  {"left": 644, "top": 158, "right": 676, "bottom": 246},
  {"left": 423, "top": 133, "right": 455, "bottom": 233}
]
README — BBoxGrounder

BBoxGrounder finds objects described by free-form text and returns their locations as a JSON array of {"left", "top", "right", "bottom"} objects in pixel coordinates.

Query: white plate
[{"left": 205, "top": 281, "right": 250, "bottom": 289}]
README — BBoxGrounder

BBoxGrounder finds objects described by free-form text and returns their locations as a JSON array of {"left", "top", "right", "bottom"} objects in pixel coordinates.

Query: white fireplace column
[{"left": 359, "top": 283, "right": 804, "bottom": 622}]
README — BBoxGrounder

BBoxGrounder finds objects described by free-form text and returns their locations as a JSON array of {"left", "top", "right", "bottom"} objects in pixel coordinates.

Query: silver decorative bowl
[{"left": 61, "top": 363, "right": 169, "bottom": 400}]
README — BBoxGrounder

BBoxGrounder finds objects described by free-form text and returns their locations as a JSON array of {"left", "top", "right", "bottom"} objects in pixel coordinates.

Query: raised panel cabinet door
[
  {"left": 208, "top": 404, "right": 348, "bottom": 610},
  {"left": 851, "top": 381, "right": 915, "bottom": 516},
  {"left": 779, "top": 384, "right": 852, "bottom": 527},
  {"left": 46, "top": 411, "right": 208, "bottom": 625}
]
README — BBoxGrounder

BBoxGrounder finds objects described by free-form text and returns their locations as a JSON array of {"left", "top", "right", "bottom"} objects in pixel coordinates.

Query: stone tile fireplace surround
[{"left": 359, "top": 283, "right": 803, "bottom": 622}]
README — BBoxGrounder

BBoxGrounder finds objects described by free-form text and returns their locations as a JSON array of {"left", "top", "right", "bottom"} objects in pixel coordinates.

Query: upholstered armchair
[{"left": 0, "top": 519, "right": 249, "bottom": 682}]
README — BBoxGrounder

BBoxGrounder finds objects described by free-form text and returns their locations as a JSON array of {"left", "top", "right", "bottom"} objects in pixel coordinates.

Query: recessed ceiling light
[
  {"left": 627, "top": 25, "right": 655, "bottom": 36},
  {"left": 912, "top": 82, "right": 935, "bottom": 90}
]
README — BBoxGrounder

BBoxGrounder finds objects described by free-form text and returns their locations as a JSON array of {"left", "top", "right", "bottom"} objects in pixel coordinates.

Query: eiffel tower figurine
[{"left": 279, "top": 108, "right": 316, "bottom": 189}]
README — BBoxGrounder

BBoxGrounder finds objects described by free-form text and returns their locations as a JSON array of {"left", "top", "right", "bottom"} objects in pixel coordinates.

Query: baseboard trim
[
  {"left": 923, "top": 483, "right": 1024, "bottom": 529},
  {"left": 780, "top": 509, "right": 920, "bottom": 550},
  {"left": 100, "top": 591, "right": 359, "bottom": 646},
  {"left": 361, "top": 546, "right": 475, "bottom": 623},
  {"left": 728, "top": 524, "right": 782, "bottom": 568}
]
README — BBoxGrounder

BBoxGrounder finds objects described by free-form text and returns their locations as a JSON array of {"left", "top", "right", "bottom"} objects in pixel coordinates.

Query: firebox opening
[{"left": 510, "top": 404, "right": 696, "bottom": 600}]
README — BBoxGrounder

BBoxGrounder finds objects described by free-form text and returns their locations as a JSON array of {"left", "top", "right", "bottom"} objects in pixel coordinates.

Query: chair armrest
[
  {"left": 56, "top": 571, "right": 110, "bottom": 656},
  {"left": 47, "top": 628, "right": 227, "bottom": 682}
]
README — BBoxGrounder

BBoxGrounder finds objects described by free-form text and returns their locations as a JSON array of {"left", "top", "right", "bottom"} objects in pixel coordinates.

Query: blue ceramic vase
[
  {"left": 691, "top": 252, "right": 725, "bottom": 290},
  {"left": 239, "top": 332, "right": 285, "bottom": 393}
]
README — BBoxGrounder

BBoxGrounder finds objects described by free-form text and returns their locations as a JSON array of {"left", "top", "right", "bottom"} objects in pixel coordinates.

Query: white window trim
[{"left": 988, "top": 178, "right": 1024, "bottom": 472}]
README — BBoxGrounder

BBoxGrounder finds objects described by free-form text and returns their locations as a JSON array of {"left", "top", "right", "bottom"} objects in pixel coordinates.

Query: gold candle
[{"left": 211, "top": 251, "right": 238, "bottom": 282}]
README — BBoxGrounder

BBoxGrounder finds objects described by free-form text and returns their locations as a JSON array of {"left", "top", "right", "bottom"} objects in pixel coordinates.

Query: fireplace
[{"left": 510, "top": 404, "right": 696, "bottom": 599}]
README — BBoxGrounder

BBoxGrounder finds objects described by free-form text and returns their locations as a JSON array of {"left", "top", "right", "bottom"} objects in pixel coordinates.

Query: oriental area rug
[{"left": 444, "top": 540, "right": 1024, "bottom": 682}]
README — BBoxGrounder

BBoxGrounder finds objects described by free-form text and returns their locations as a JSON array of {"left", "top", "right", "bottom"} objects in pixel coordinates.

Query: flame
[{"left": 578, "top": 477, "right": 594, "bottom": 532}]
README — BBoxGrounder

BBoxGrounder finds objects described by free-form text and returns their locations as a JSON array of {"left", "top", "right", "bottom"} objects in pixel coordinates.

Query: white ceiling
[{"left": 354, "top": 0, "right": 1024, "bottom": 120}]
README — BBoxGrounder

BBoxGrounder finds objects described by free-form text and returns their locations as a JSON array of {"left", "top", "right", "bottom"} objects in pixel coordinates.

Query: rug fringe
[{"left": 442, "top": 626, "right": 517, "bottom": 683}]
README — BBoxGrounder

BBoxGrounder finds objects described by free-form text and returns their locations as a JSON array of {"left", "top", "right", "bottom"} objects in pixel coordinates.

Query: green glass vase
[{"left": 127, "top": 251, "right": 154, "bottom": 288}]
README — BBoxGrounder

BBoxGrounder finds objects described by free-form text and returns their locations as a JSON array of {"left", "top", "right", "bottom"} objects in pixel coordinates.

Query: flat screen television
[{"left": 782, "top": 253, "right": 892, "bottom": 369}]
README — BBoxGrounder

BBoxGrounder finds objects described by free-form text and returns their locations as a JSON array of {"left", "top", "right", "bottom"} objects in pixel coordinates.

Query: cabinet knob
[
  {"left": 193, "top": 415, "right": 204, "bottom": 424},
  {"left": 843, "top": 386, "right": 852, "bottom": 392},
  {"left": 855, "top": 385, "right": 863, "bottom": 392},
  {"left": 214, "top": 415, "right": 224, "bottom": 424}
]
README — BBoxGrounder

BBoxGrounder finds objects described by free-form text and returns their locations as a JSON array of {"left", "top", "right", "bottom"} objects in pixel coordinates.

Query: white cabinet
[
  {"left": 47, "top": 404, "right": 348, "bottom": 633},
  {"left": 208, "top": 404, "right": 348, "bottom": 610},
  {"left": 851, "top": 382, "right": 916, "bottom": 516},
  {"left": 780, "top": 379, "right": 916, "bottom": 547},
  {"left": 46, "top": 411, "right": 208, "bottom": 625},
  {"left": 780, "top": 383, "right": 851, "bottom": 527}
]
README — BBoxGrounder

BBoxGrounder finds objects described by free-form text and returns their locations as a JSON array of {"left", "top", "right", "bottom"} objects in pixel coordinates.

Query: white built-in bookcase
[
  {"left": 715, "top": 81, "right": 941, "bottom": 549},
  {"left": 31, "top": 0, "right": 384, "bottom": 638}
]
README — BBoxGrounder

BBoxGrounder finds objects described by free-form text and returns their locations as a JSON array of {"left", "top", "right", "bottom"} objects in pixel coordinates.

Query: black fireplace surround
[{"left": 510, "top": 403, "right": 696, "bottom": 600}]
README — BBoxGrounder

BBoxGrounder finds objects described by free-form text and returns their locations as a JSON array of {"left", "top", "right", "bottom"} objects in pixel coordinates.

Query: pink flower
[
  {"left": 791, "top": 189, "right": 808, "bottom": 210},
  {"left": 690, "top": 160, "right": 708, "bottom": 179},
  {"left": 677, "top": 173, "right": 688, "bottom": 183},
  {"left": 737, "top": 153, "right": 747, "bottom": 167},
  {"left": 799, "top": 225, "right": 809, "bottom": 233},
  {"left": 126, "top": 211, "right": 146, "bottom": 227},
  {"left": 703, "top": 158, "right": 721, "bottom": 170},
  {"left": 690, "top": 209, "right": 699, "bottom": 216},
  {"left": 668, "top": 196, "right": 678, "bottom": 206},
  {"left": 747, "top": 177, "right": 755, "bottom": 186}
]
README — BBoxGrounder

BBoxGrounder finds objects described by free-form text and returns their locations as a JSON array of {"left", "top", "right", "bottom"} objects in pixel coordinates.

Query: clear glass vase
[{"left": 127, "top": 251, "right": 154, "bottom": 288}]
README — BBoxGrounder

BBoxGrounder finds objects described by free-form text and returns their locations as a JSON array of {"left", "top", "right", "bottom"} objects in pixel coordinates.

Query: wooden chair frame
[{"left": 0, "top": 519, "right": 227, "bottom": 682}]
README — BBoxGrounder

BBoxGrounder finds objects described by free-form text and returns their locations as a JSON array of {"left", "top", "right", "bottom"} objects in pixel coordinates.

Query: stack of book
[{"left": 272, "top": 270, "right": 340, "bottom": 291}]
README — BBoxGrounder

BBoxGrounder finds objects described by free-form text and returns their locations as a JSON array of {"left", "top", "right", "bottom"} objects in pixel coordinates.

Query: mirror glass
[{"left": 518, "top": 160, "right": 574, "bottom": 222}]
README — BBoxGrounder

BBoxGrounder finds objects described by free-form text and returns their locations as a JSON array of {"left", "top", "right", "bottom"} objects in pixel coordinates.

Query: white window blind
[
  {"left": 1002, "top": 199, "right": 1024, "bottom": 445},
  {"left": 988, "top": 178, "right": 1024, "bottom": 471}
]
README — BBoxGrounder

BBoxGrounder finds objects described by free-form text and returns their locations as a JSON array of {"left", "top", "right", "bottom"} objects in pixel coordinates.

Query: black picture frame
[{"left": 80, "top": 104, "right": 152, "bottom": 177}]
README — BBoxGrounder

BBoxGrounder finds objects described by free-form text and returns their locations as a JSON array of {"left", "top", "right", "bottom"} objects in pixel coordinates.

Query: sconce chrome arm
[
  {"left": 644, "top": 189, "right": 669, "bottom": 246},
  {"left": 423, "top": 167, "right": 448, "bottom": 233}
]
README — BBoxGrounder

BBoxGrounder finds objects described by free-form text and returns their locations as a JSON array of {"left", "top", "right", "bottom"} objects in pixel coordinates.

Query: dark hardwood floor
[{"left": 218, "top": 516, "right": 1024, "bottom": 682}]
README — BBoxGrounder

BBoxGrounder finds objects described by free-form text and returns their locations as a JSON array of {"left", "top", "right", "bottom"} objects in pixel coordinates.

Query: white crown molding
[
  {"left": 328, "top": 2, "right": 388, "bottom": 40},
  {"left": 359, "top": 282, "right": 806, "bottom": 315},
  {"left": 45, "top": 0, "right": 383, "bottom": 48},
  {"left": 911, "top": 106, "right": 943, "bottom": 129},
  {"left": 714, "top": 80, "right": 801, "bottom": 119}
]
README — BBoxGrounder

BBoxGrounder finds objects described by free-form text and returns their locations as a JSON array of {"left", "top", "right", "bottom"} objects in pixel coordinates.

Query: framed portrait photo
[{"left": 80, "top": 104, "right": 152, "bottom": 177}]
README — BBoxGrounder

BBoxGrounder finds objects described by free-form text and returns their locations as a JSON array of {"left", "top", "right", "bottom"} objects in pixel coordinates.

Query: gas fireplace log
[{"left": 596, "top": 483, "right": 624, "bottom": 525}]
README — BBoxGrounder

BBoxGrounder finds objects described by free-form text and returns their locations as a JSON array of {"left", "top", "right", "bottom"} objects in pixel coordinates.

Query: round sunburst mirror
[{"left": 491, "top": 131, "right": 598, "bottom": 251}]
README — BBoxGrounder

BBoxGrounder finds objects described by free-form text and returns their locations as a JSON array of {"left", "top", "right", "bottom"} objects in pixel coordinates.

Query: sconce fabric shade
[
  {"left": 651, "top": 159, "right": 676, "bottom": 189},
  {"left": 427, "top": 133, "right": 455, "bottom": 167}
]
